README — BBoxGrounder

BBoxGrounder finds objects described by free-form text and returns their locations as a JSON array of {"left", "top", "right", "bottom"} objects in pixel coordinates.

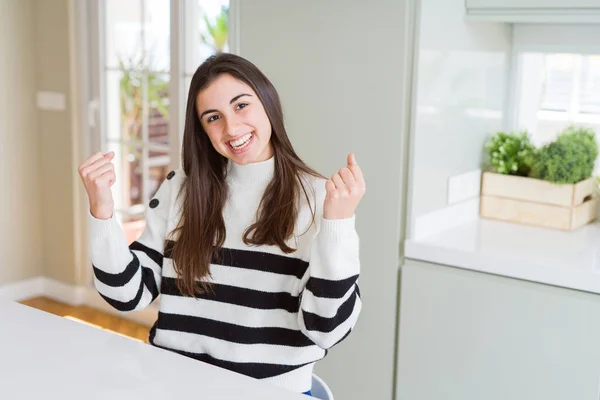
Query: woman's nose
[{"left": 224, "top": 116, "right": 243, "bottom": 137}]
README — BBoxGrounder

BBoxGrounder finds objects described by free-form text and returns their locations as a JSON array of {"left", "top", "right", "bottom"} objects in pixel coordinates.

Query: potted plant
[{"left": 480, "top": 126, "right": 599, "bottom": 230}]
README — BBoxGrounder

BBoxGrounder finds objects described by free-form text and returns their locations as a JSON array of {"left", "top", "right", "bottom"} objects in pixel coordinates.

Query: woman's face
[{"left": 197, "top": 73, "right": 273, "bottom": 165}]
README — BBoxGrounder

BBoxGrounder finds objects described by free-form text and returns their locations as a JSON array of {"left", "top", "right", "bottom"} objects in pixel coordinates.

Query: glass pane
[
  {"left": 105, "top": 0, "right": 143, "bottom": 70},
  {"left": 107, "top": 140, "right": 144, "bottom": 211},
  {"left": 108, "top": 70, "right": 166, "bottom": 145},
  {"left": 580, "top": 55, "right": 600, "bottom": 115},
  {"left": 179, "top": 75, "right": 193, "bottom": 145},
  {"left": 540, "top": 54, "right": 575, "bottom": 112},
  {"left": 183, "top": 74, "right": 192, "bottom": 115},
  {"left": 184, "top": 0, "right": 230, "bottom": 75},
  {"left": 145, "top": 0, "right": 171, "bottom": 73},
  {"left": 148, "top": 147, "right": 171, "bottom": 200},
  {"left": 148, "top": 73, "right": 170, "bottom": 146}
]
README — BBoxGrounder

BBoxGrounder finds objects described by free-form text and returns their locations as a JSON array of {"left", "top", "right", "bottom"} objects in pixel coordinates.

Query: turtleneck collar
[{"left": 226, "top": 156, "right": 275, "bottom": 187}]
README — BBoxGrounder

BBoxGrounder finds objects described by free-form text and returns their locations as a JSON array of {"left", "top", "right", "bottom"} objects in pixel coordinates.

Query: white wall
[
  {"left": 238, "top": 1, "right": 416, "bottom": 399},
  {"left": 0, "top": 0, "right": 81, "bottom": 290},
  {"left": 36, "top": 0, "right": 80, "bottom": 286},
  {"left": 407, "top": 0, "right": 512, "bottom": 237},
  {"left": 0, "top": 0, "right": 43, "bottom": 285}
]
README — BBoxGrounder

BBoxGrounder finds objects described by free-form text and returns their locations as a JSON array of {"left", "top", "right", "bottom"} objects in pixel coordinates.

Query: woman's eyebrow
[
  {"left": 199, "top": 93, "right": 253, "bottom": 119},
  {"left": 230, "top": 93, "right": 252, "bottom": 104}
]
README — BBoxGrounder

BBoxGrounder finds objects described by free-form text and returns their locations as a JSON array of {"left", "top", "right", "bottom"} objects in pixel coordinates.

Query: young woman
[{"left": 78, "top": 53, "right": 364, "bottom": 396}]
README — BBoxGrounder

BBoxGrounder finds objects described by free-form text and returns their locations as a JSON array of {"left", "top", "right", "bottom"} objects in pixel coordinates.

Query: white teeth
[{"left": 230, "top": 133, "right": 252, "bottom": 149}]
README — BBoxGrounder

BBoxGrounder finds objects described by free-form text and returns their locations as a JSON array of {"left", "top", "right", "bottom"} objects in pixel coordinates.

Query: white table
[{"left": 0, "top": 299, "right": 309, "bottom": 400}]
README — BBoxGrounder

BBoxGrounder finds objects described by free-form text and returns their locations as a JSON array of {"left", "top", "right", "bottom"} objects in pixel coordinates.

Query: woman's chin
[{"left": 228, "top": 150, "right": 260, "bottom": 165}]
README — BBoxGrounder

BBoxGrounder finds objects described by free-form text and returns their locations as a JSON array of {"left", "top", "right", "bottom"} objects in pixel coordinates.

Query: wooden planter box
[{"left": 480, "top": 172, "right": 598, "bottom": 231}]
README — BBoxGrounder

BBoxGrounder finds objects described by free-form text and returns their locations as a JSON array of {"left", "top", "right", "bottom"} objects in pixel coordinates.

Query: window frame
[{"left": 78, "top": 0, "right": 240, "bottom": 286}]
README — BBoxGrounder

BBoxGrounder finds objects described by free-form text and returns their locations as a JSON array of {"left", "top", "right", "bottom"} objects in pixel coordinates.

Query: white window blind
[
  {"left": 579, "top": 55, "right": 600, "bottom": 114},
  {"left": 539, "top": 53, "right": 600, "bottom": 115},
  {"left": 540, "top": 54, "right": 575, "bottom": 112}
]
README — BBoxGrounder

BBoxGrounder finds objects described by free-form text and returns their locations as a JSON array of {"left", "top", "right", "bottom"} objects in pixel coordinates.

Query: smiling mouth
[{"left": 228, "top": 132, "right": 253, "bottom": 150}]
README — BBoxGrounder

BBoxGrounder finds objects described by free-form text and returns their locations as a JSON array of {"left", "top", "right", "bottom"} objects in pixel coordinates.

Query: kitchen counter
[{"left": 404, "top": 218, "right": 600, "bottom": 294}]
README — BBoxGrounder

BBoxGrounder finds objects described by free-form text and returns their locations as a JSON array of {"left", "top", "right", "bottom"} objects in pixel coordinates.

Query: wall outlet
[
  {"left": 447, "top": 169, "right": 481, "bottom": 205},
  {"left": 36, "top": 91, "right": 66, "bottom": 111}
]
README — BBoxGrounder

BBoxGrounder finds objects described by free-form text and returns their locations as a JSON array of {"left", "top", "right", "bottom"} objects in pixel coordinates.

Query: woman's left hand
[{"left": 323, "top": 153, "right": 366, "bottom": 220}]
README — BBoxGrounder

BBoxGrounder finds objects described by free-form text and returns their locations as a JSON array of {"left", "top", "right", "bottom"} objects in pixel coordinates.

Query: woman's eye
[
  {"left": 236, "top": 103, "right": 248, "bottom": 110},
  {"left": 207, "top": 114, "right": 220, "bottom": 123}
]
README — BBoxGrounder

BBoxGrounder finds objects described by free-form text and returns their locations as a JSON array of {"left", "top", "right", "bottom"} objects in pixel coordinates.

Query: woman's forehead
[{"left": 198, "top": 74, "right": 255, "bottom": 104}]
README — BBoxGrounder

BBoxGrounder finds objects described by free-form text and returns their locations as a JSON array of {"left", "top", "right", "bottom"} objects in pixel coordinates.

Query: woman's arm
[
  {"left": 297, "top": 216, "right": 362, "bottom": 349},
  {"left": 88, "top": 173, "right": 176, "bottom": 312},
  {"left": 297, "top": 153, "right": 365, "bottom": 348}
]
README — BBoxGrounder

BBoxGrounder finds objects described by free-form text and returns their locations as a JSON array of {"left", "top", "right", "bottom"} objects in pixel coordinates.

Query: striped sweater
[{"left": 89, "top": 156, "right": 362, "bottom": 393}]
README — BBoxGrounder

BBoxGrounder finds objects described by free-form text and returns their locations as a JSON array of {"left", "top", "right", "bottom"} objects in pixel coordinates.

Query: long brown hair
[{"left": 170, "top": 53, "right": 324, "bottom": 297}]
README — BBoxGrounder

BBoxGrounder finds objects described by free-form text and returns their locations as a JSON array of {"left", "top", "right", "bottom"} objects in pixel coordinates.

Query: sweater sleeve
[
  {"left": 297, "top": 215, "right": 362, "bottom": 349},
  {"left": 88, "top": 173, "right": 176, "bottom": 313}
]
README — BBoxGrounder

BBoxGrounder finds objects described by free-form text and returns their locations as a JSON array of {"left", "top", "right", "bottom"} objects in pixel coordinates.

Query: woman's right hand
[{"left": 78, "top": 151, "right": 116, "bottom": 220}]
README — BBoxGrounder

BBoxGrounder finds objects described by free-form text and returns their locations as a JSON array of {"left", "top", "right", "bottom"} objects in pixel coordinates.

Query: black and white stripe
[
  {"left": 149, "top": 326, "right": 316, "bottom": 379},
  {"left": 298, "top": 273, "right": 362, "bottom": 349},
  {"left": 93, "top": 240, "right": 163, "bottom": 312},
  {"left": 90, "top": 168, "right": 361, "bottom": 391},
  {"left": 164, "top": 240, "right": 309, "bottom": 278},
  {"left": 150, "top": 245, "right": 324, "bottom": 377}
]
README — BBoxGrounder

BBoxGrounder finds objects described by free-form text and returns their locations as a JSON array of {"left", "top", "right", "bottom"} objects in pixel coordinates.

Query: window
[
  {"left": 183, "top": 0, "right": 230, "bottom": 97},
  {"left": 515, "top": 52, "right": 600, "bottom": 159},
  {"left": 537, "top": 53, "right": 600, "bottom": 117},
  {"left": 90, "top": 0, "right": 231, "bottom": 243},
  {"left": 102, "top": 0, "right": 172, "bottom": 243}
]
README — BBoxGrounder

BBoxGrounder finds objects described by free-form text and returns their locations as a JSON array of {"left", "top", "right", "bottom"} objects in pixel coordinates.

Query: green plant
[
  {"left": 530, "top": 126, "right": 598, "bottom": 184},
  {"left": 116, "top": 51, "right": 171, "bottom": 207},
  {"left": 485, "top": 131, "right": 535, "bottom": 176},
  {"left": 118, "top": 51, "right": 170, "bottom": 158},
  {"left": 201, "top": 5, "right": 229, "bottom": 53}
]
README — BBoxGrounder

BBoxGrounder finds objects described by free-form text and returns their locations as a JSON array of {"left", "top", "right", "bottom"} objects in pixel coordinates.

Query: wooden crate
[{"left": 480, "top": 172, "right": 598, "bottom": 230}]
